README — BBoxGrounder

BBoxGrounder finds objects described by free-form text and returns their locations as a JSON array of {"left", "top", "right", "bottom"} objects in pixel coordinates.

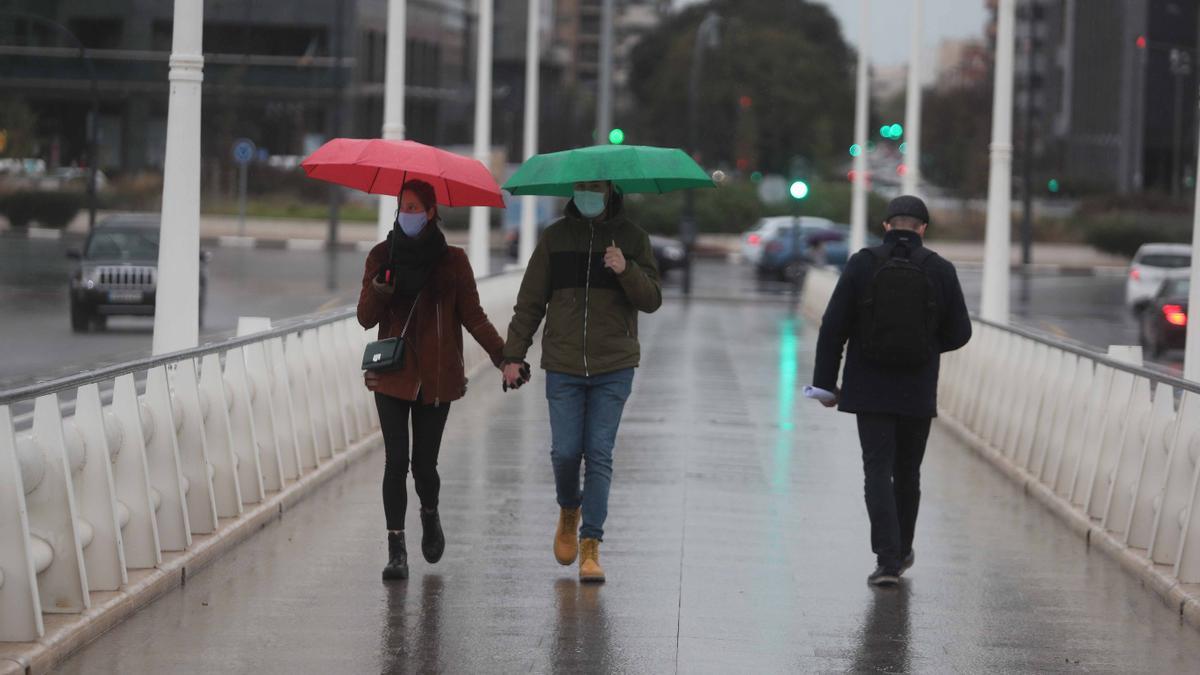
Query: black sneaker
[
  {"left": 867, "top": 565, "right": 900, "bottom": 587},
  {"left": 420, "top": 508, "right": 445, "bottom": 564},
  {"left": 900, "top": 550, "right": 915, "bottom": 575}
]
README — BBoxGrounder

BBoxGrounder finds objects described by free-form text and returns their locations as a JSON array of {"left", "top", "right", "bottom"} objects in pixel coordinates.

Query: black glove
[{"left": 502, "top": 361, "right": 533, "bottom": 392}]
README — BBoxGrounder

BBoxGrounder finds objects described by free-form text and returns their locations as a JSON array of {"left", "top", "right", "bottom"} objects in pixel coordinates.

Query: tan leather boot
[
  {"left": 554, "top": 507, "right": 581, "bottom": 565},
  {"left": 579, "top": 538, "right": 605, "bottom": 583}
]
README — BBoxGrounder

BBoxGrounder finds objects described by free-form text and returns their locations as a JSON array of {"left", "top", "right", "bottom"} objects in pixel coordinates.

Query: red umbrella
[{"left": 301, "top": 138, "right": 505, "bottom": 208}]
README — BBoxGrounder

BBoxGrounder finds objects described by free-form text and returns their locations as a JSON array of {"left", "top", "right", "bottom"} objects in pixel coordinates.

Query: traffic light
[
  {"left": 608, "top": 128, "right": 625, "bottom": 145},
  {"left": 789, "top": 180, "right": 809, "bottom": 200},
  {"left": 849, "top": 144, "right": 863, "bottom": 157},
  {"left": 1047, "top": 178, "right": 1060, "bottom": 193},
  {"left": 890, "top": 123, "right": 903, "bottom": 138}
]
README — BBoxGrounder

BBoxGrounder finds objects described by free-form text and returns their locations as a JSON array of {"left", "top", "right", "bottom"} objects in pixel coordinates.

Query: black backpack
[{"left": 859, "top": 242, "right": 939, "bottom": 367}]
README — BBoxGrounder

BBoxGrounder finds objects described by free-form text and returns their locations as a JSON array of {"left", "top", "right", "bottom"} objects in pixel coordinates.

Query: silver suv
[{"left": 66, "top": 214, "right": 209, "bottom": 332}]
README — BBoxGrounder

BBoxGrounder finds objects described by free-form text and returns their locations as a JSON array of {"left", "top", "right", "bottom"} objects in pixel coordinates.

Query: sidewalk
[{"left": 50, "top": 293, "right": 1200, "bottom": 673}]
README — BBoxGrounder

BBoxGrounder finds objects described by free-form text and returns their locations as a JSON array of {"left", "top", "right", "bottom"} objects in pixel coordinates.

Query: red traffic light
[{"left": 1136, "top": 35, "right": 1147, "bottom": 49}]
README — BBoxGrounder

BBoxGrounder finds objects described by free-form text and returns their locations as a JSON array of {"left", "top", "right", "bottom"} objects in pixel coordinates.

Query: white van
[{"left": 1126, "top": 243, "right": 1191, "bottom": 313}]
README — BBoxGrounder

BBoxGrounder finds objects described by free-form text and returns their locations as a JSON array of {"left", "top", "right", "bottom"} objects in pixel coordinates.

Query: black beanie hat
[{"left": 884, "top": 195, "right": 930, "bottom": 225}]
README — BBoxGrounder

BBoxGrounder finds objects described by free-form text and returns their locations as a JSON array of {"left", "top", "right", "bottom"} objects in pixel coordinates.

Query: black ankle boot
[
  {"left": 382, "top": 531, "right": 408, "bottom": 581},
  {"left": 420, "top": 508, "right": 445, "bottom": 564}
]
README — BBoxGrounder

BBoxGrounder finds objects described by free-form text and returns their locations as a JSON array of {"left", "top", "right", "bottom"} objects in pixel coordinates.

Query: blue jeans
[{"left": 546, "top": 368, "right": 635, "bottom": 541}]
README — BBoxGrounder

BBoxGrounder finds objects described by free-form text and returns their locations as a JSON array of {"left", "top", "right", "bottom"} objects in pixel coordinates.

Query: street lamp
[{"left": 681, "top": 11, "right": 721, "bottom": 296}]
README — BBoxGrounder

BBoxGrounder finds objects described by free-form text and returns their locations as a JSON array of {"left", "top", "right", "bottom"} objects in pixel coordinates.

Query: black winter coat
[{"left": 812, "top": 230, "right": 972, "bottom": 417}]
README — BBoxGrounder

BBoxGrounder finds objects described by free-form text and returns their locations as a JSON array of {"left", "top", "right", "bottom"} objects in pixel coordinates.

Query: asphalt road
[
  {"left": 0, "top": 233, "right": 510, "bottom": 388},
  {"left": 0, "top": 240, "right": 1178, "bottom": 392}
]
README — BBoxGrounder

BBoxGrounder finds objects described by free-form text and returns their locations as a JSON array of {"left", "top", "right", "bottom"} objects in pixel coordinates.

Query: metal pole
[
  {"left": 152, "top": 0, "right": 203, "bottom": 354},
  {"left": 468, "top": 0, "right": 494, "bottom": 276},
  {"left": 1020, "top": 3, "right": 1036, "bottom": 266},
  {"left": 682, "top": 13, "right": 718, "bottom": 296},
  {"left": 900, "top": 0, "right": 922, "bottom": 196},
  {"left": 237, "top": 162, "right": 247, "bottom": 236},
  {"left": 518, "top": 0, "right": 541, "bottom": 265},
  {"left": 327, "top": 0, "right": 346, "bottom": 248},
  {"left": 377, "top": 0, "right": 407, "bottom": 243},
  {"left": 981, "top": 0, "right": 1016, "bottom": 323},
  {"left": 849, "top": 0, "right": 870, "bottom": 254},
  {"left": 1185, "top": 84, "right": 1200, "bottom": 381},
  {"left": 596, "top": 0, "right": 614, "bottom": 143}
]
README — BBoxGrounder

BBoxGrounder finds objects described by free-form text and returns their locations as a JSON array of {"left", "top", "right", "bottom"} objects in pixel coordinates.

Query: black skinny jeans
[
  {"left": 375, "top": 392, "right": 451, "bottom": 531},
  {"left": 855, "top": 413, "right": 933, "bottom": 571}
]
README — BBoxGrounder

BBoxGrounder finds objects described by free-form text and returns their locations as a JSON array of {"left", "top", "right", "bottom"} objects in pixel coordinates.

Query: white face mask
[
  {"left": 397, "top": 211, "right": 428, "bottom": 237},
  {"left": 573, "top": 190, "right": 607, "bottom": 218}
]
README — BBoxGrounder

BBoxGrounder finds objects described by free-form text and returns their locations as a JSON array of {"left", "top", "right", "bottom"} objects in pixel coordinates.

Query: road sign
[{"left": 232, "top": 138, "right": 256, "bottom": 165}]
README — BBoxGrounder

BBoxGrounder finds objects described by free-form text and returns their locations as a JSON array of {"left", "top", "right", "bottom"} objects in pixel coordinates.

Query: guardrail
[
  {"left": 0, "top": 271, "right": 521, "bottom": 647},
  {"left": 801, "top": 266, "right": 1200, "bottom": 623}
]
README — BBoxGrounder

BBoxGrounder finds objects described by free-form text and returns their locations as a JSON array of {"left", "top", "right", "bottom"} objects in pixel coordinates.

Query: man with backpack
[{"left": 812, "top": 195, "right": 972, "bottom": 587}]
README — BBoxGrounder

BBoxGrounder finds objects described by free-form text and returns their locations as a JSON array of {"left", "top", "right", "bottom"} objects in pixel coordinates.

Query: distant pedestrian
[
  {"left": 357, "top": 179, "right": 506, "bottom": 581},
  {"left": 812, "top": 195, "right": 972, "bottom": 587},
  {"left": 502, "top": 180, "right": 662, "bottom": 583}
]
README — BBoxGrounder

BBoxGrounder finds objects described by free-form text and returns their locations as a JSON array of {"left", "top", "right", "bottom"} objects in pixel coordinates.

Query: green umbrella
[{"left": 502, "top": 144, "right": 715, "bottom": 197}]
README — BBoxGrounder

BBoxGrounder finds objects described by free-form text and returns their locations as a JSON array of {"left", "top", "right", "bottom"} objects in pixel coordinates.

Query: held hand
[
  {"left": 502, "top": 363, "right": 524, "bottom": 390},
  {"left": 371, "top": 273, "right": 395, "bottom": 297},
  {"left": 604, "top": 240, "right": 626, "bottom": 275},
  {"left": 364, "top": 370, "right": 382, "bottom": 391},
  {"left": 821, "top": 387, "right": 840, "bottom": 408}
]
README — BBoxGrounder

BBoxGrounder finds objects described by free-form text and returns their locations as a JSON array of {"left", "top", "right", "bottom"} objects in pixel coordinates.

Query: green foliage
[
  {"left": 0, "top": 190, "right": 86, "bottom": 228},
  {"left": 628, "top": 0, "right": 854, "bottom": 176},
  {"left": 920, "top": 83, "right": 993, "bottom": 197},
  {"left": 1080, "top": 214, "right": 1191, "bottom": 258}
]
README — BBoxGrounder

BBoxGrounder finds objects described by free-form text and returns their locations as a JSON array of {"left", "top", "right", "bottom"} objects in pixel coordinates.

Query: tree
[
  {"left": 629, "top": 0, "right": 855, "bottom": 176},
  {"left": 920, "top": 81, "right": 993, "bottom": 197}
]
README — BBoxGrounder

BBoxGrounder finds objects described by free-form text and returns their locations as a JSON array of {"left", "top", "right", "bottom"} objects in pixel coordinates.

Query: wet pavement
[{"left": 53, "top": 289, "right": 1200, "bottom": 674}]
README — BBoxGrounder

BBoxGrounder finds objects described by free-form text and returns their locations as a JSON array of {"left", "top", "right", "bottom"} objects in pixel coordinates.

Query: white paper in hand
[{"left": 803, "top": 385, "right": 837, "bottom": 404}]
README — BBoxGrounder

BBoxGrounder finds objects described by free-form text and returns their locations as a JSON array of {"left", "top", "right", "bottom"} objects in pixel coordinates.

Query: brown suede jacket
[{"left": 356, "top": 243, "right": 504, "bottom": 404}]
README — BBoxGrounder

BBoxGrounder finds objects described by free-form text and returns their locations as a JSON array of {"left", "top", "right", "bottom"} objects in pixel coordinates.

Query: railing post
[
  {"left": 70, "top": 383, "right": 127, "bottom": 590},
  {"left": 0, "top": 404, "right": 44, "bottom": 641}
]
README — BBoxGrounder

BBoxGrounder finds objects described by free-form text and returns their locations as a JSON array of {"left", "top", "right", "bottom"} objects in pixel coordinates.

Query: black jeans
[
  {"left": 855, "top": 413, "right": 933, "bottom": 571},
  {"left": 376, "top": 392, "right": 451, "bottom": 531}
]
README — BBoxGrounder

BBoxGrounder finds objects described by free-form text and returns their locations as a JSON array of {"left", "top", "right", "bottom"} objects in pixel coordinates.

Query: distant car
[
  {"left": 757, "top": 224, "right": 813, "bottom": 282},
  {"left": 507, "top": 222, "right": 686, "bottom": 276},
  {"left": 67, "top": 214, "right": 209, "bottom": 332},
  {"left": 741, "top": 216, "right": 794, "bottom": 266},
  {"left": 1126, "top": 243, "right": 1191, "bottom": 314},
  {"left": 1139, "top": 276, "right": 1189, "bottom": 358}
]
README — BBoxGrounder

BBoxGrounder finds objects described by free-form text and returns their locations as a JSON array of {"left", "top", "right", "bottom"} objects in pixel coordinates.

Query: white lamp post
[
  {"left": 376, "top": 0, "right": 407, "bottom": 243},
  {"left": 981, "top": 0, "right": 1016, "bottom": 323},
  {"left": 468, "top": 0, "right": 495, "bottom": 277},
  {"left": 849, "top": 0, "right": 871, "bottom": 254},
  {"left": 518, "top": 0, "right": 541, "bottom": 265},
  {"left": 152, "top": 0, "right": 204, "bottom": 355},
  {"left": 901, "top": 0, "right": 923, "bottom": 197}
]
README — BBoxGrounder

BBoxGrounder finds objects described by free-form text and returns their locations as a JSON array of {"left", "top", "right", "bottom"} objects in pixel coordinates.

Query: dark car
[
  {"left": 1139, "top": 276, "right": 1189, "bottom": 358},
  {"left": 506, "top": 222, "right": 686, "bottom": 276},
  {"left": 67, "top": 214, "right": 209, "bottom": 332}
]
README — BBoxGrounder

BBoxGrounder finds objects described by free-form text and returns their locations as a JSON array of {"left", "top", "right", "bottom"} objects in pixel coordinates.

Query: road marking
[
  {"left": 217, "top": 235, "right": 256, "bottom": 248},
  {"left": 316, "top": 296, "right": 345, "bottom": 313},
  {"left": 285, "top": 238, "right": 325, "bottom": 251}
]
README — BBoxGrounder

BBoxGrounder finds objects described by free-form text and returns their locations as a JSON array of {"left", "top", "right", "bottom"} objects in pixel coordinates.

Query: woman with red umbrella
[{"left": 356, "top": 179, "right": 506, "bottom": 581}]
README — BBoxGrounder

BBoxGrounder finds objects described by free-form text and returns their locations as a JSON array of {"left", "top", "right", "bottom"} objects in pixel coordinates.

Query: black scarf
[{"left": 385, "top": 221, "right": 448, "bottom": 295}]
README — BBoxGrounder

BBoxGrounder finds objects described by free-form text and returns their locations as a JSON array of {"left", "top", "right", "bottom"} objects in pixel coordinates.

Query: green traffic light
[
  {"left": 608, "top": 128, "right": 625, "bottom": 145},
  {"left": 750, "top": 171, "right": 763, "bottom": 183},
  {"left": 879, "top": 125, "right": 891, "bottom": 139},
  {"left": 890, "top": 123, "right": 903, "bottom": 138},
  {"left": 849, "top": 144, "right": 862, "bottom": 157},
  {"left": 789, "top": 180, "right": 809, "bottom": 200},
  {"left": 1047, "top": 178, "right": 1060, "bottom": 193}
]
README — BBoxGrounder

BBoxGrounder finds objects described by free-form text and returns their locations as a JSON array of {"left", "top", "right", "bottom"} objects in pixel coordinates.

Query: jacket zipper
[
  {"left": 435, "top": 300, "right": 441, "bottom": 405},
  {"left": 583, "top": 222, "right": 596, "bottom": 377}
]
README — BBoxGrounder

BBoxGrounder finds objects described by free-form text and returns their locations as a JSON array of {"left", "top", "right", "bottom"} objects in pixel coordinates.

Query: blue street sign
[{"left": 232, "top": 138, "right": 256, "bottom": 165}]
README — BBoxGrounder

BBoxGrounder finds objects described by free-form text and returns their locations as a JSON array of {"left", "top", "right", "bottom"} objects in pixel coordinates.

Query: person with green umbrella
[{"left": 501, "top": 177, "right": 663, "bottom": 583}]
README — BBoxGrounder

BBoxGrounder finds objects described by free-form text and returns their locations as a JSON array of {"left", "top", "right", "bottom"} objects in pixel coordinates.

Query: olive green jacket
[{"left": 503, "top": 198, "right": 662, "bottom": 376}]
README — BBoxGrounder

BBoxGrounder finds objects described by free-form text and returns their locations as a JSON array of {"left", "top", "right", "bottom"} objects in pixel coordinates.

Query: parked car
[
  {"left": 67, "top": 214, "right": 209, "bottom": 332},
  {"left": 1126, "top": 243, "right": 1191, "bottom": 314},
  {"left": 756, "top": 218, "right": 881, "bottom": 280},
  {"left": 757, "top": 223, "right": 814, "bottom": 282},
  {"left": 507, "top": 221, "right": 686, "bottom": 276},
  {"left": 1139, "top": 276, "right": 1189, "bottom": 358}
]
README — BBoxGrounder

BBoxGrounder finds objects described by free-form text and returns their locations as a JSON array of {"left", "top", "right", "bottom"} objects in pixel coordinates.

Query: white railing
[
  {"left": 802, "top": 266, "right": 1200, "bottom": 604},
  {"left": 0, "top": 272, "right": 520, "bottom": 644}
]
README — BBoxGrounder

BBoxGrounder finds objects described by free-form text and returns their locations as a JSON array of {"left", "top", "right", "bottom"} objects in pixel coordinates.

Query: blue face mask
[
  {"left": 573, "top": 190, "right": 607, "bottom": 218},
  {"left": 397, "top": 211, "right": 428, "bottom": 238}
]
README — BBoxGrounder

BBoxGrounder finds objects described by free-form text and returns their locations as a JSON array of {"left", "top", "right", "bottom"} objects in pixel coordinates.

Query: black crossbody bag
[{"left": 361, "top": 292, "right": 420, "bottom": 372}]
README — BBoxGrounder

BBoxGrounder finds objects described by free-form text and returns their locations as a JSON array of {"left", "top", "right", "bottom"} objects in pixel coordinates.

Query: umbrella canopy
[
  {"left": 301, "top": 138, "right": 505, "bottom": 208},
  {"left": 502, "top": 144, "right": 714, "bottom": 197}
]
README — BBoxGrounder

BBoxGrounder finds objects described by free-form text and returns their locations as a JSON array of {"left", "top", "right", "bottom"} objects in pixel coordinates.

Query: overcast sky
[{"left": 672, "top": 0, "right": 989, "bottom": 68}]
